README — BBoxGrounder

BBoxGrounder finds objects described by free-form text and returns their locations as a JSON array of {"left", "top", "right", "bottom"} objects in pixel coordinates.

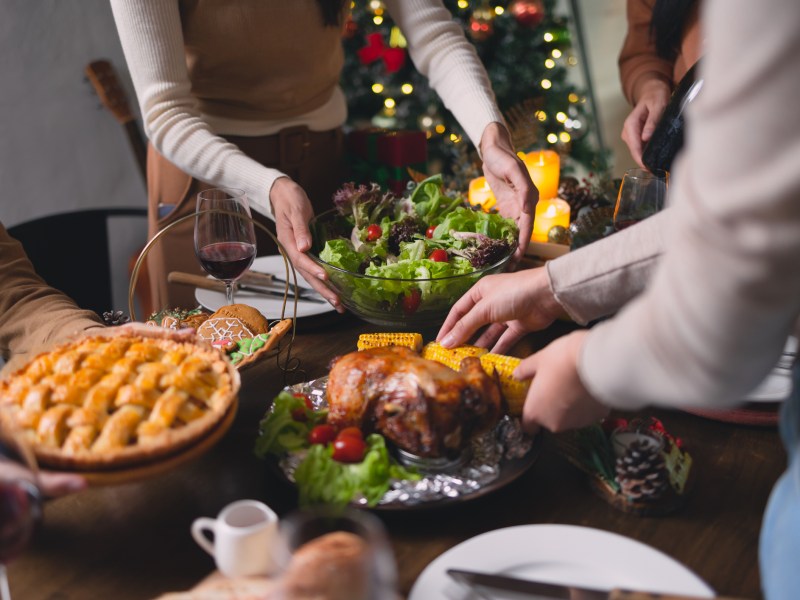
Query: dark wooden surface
[{"left": 9, "top": 315, "right": 784, "bottom": 599}]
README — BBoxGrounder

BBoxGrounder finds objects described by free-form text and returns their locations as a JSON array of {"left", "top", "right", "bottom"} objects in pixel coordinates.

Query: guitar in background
[
  {"left": 85, "top": 58, "right": 153, "bottom": 316},
  {"left": 85, "top": 59, "right": 147, "bottom": 182}
]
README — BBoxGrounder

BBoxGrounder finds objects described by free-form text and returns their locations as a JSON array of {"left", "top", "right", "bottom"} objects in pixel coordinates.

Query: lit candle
[
  {"left": 531, "top": 198, "right": 570, "bottom": 242},
  {"left": 523, "top": 150, "right": 560, "bottom": 201},
  {"left": 468, "top": 176, "right": 496, "bottom": 211}
]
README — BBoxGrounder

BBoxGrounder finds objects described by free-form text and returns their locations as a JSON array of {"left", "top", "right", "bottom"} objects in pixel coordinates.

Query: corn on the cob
[
  {"left": 421, "top": 341, "right": 488, "bottom": 371},
  {"left": 479, "top": 353, "right": 529, "bottom": 416},
  {"left": 357, "top": 333, "right": 423, "bottom": 352}
]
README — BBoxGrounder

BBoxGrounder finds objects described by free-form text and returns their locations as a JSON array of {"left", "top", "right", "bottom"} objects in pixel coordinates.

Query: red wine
[
  {"left": 0, "top": 480, "right": 41, "bottom": 563},
  {"left": 197, "top": 242, "right": 256, "bottom": 281},
  {"left": 642, "top": 60, "right": 704, "bottom": 173}
]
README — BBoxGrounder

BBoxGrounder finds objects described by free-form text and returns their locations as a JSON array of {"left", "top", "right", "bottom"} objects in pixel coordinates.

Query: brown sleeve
[
  {"left": 0, "top": 222, "right": 105, "bottom": 370},
  {"left": 618, "top": 0, "right": 675, "bottom": 105}
]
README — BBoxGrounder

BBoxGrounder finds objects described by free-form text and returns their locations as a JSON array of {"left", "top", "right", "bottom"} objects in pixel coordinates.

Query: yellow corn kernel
[
  {"left": 357, "top": 333, "right": 423, "bottom": 352},
  {"left": 479, "top": 353, "right": 529, "bottom": 417},
  {"left": 421, "top": 341, "right": 488, "bottom": 371}
]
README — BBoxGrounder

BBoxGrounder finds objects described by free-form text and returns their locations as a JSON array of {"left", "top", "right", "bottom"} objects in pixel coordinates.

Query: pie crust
[{"left": 0, "top": 333, "right": 240, "bottom": 471}]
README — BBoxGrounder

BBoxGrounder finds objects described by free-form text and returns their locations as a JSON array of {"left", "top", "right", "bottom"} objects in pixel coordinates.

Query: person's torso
[{"left": 179, "top": 0, "right": 346, "bottom": 121}]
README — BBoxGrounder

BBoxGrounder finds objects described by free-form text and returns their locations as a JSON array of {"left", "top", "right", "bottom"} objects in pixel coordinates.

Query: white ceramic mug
[{"left": 191, "top": 499, "right": 279, "bottom": 578}]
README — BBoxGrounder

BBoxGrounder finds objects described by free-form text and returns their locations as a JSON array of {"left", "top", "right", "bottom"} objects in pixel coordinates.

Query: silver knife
[
  {"left": 446, "top": 569, "right": 741, "bottom": 600},
  {"left": 168, "top": 272, "right": 326, "bottom": 304},
  {"left": 244, "top": 270, "right": 317, "bottom": 297}
]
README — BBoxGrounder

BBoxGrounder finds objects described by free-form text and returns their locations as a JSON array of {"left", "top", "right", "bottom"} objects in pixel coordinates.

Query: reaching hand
[
  {"left": 437, "top": 267, "right": 563, "bottom": 353},
  {"left": 39, "top": 470, "right": 87, "bottom": 498},
  {"left": 270, "top": 178, "right": 344, "bottom": 313},
  {"left": 478, "top": 123, "right": 537, "bottom": 262},
  {"left": 514, "top": 331, "right": 608, "bottom": 433},
  {"left": 621, "top": 79, "right": 671, "bottom": 167}
]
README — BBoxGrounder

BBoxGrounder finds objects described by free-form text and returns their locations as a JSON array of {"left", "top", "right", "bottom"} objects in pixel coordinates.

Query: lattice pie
[{"left": 0, "top": 333, "right": 239, "bottom": 470}]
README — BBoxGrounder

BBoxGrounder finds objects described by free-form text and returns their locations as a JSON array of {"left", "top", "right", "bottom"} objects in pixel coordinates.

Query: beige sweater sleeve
[
  {"left": 0, "top": 224, "right": 105, "bottom": 374},
  {"left": 546, "top": 211, "right": 667, "bottom": 324},
  {"left": 580, "top": 0, "right": 800, "bottom": 411}
]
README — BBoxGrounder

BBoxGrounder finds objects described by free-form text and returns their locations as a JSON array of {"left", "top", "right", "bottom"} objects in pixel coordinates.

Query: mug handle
[{"left": 191, "top": 517, "right": 217, "bottom": 556}]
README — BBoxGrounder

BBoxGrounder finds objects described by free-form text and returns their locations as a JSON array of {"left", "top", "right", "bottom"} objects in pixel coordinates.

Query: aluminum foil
[{"left": 280, "top": 377, "right": 535, "bottom": 508}]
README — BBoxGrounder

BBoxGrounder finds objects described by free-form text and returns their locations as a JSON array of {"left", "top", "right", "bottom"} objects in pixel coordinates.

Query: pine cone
[
  {"left": 568, "top": 205, "right": 613, "bottom": 249},
  {"left": 615, "top": 439, "right": 669, "bottom": 502},
  {"left": 102, "top": 310, "right": 130, "bottom": 327}
]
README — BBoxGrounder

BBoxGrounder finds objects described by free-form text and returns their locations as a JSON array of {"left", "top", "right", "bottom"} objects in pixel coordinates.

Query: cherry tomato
[
  {"left": 332, "top": 436, "right": 367, "bottom": 463},
  {"left": 425, "top": 225, "right": 437, "bottom": 239},
  {"left": 308, "top": 424, "right": 337, "bottom": 445},
  {"left": 290, "top": 393, "right": 314, "bottom": 421},
  {"left": 429, "top": 248, "right": 448, "bottom": 262},
  {"left": 337, "top": 426, "right": 364, "bottom": 440},
  {"left": 401, "top": 288, "right": 422, "bottom": 315},
  {"left": 366, "top": 224, "right": 382, "bottom": 242}
]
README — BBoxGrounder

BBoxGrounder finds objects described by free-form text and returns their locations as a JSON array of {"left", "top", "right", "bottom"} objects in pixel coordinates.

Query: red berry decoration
[
  {"left": 429, "top": 249, "right": 448, "bottom": 262},
  {"left": 510, "top": 0, "right": 545, "bottom": 28},
  {"left": 366, "top": 224, "right": 382, "bottom": 242}
]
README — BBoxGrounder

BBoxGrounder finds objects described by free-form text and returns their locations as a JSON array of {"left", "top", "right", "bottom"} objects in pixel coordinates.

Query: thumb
[
  {"left": 290, "top": 210, "right": 312, "bottom": 252},
  {"left": 513, "top": 351, "right": 540, "bottom": 381}
]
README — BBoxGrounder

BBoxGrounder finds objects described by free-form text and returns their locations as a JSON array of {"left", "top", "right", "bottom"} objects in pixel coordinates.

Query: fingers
[
  {"left": 490, "top": 324, "right": 525, "bottom": 355},
  {"left": 437, "top": 285, "right": 485, "bottom": 347},
  {"left": 290, "top": 252, "right": 343, "bottom": 313},
  {"left": 39, "top": 470, "right": 87, "bottom": 498},
  {"left": 473, "top": 322, "right": 508, "bottom": 349}
]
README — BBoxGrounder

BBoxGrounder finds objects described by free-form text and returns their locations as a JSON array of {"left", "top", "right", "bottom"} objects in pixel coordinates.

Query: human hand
[
  {"left": 39, "top": 470, "right": 87, "bottom": 498},
  {"left": 621, "top": 79, "right": 671, "bottom": 167},
  {"left": 479, "top": 122, "right": 537, "bottom": 262},
  {"left": 437, "top": 267, "right": 563, "bottom": 353},
  {"left": 270, "top": 178, "right": 344, "bottom": 313},
  {"left": 515, "top": 330, "right": 608, "bottom": 434}
]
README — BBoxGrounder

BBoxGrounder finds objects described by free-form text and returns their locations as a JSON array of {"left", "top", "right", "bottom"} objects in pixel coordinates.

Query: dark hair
[
  {"left": 316, "top": 0, "right": 347, "bottom": 27},
  {"left": 650, "top": 0, "right": 698, "bottom": 60}
]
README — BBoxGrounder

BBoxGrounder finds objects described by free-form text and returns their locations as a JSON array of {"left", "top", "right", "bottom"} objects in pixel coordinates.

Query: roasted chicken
[{"left": 326, "top": 346, "right": 502, "bottom": 458}]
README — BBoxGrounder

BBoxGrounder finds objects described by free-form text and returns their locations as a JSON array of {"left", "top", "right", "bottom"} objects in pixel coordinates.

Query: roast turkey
[{"left": 326, "top": 346, "right": 502, "bottom": 458}]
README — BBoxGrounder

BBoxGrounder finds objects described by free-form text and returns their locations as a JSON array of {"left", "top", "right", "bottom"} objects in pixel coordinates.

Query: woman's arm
[{"left": 109, "top": 0, "right": 282, "bottom": 216}]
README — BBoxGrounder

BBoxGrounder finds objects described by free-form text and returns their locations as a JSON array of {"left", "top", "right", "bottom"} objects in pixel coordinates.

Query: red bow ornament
[{"left": 357, "top": 32, "right": 406, "bottom": 74}]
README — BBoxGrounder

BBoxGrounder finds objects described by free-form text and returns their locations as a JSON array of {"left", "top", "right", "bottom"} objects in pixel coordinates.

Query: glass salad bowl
[{"left": 308, "top": 207, "right": 516, "bottom": 330}]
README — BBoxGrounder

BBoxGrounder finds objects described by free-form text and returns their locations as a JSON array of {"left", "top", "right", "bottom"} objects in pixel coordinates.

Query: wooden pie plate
[{"left": 78, "top": 399, "right": 238, "bottom": 487}]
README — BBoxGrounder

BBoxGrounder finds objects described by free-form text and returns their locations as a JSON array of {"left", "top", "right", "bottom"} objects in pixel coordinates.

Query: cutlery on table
[
  {"left": 447, "top": 569, "right": 747, "bottom": 600},
  {"left": 243, "top": 269, "right": 316, "bottom": 295},
  {"left": 168, "top": 271, "right": 326, "bottom": 303}
]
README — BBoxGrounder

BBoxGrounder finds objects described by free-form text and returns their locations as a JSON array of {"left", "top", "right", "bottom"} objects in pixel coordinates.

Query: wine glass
[
  {"left": 272, "top": 506, "right": 397, "bottom": 600},
  {"left": 194, "top": 188, "right": 257, "bottom": 306},
  {"left": 0, "top": 423, "right": 42, "bottom": 600},
  {"left": 613, "top": 168, "right": 669, "bottom": 231}
]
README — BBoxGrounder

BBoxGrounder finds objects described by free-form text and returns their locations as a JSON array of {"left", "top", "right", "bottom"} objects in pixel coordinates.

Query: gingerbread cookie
[
  {"left": 195, "top": 304, "right": 269, "bottom": 345},
  {"left": 146, "top": 307, "right": 210, "bottom": 331}
]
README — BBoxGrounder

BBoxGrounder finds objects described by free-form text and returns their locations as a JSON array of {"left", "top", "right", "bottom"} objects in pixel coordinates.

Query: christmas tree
[{"left": 341, "top": 0, "right": 609, "bottom": 189}]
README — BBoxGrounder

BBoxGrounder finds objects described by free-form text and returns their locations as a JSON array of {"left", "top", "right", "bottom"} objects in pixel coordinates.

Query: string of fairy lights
[{"left": 352, "top": 0, "right": 588, "bottom": 154}]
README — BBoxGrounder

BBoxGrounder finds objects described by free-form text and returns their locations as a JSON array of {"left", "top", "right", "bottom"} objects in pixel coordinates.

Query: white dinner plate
[
  {"left": 195, "top": 255, "right": 334, "bottom": 319},
  {"left": 409, "top": 524, "right": 714, "bottom": 600},
  {"left": 743, "top": 369, "right": 793, "bottom": 403}
]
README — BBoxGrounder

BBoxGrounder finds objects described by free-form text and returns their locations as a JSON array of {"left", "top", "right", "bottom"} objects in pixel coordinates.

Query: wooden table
[{"left": 9, "top": 315, "right": 785, "bottom": 599}]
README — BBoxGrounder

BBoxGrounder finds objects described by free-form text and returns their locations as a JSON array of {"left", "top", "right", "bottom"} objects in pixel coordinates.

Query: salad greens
[
  {"left": 294, "top": 434, "right": 418, "bottom": 507},
  {"left": 314, "top": 175, "right": 518, "bottom": 317},
  {"left": 254, "top": 391, "right": 419, "bottom": 508}
]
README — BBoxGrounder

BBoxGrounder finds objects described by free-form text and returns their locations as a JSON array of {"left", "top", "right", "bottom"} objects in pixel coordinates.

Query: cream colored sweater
[
  {"left": 573, "top": 0, "right": 800, "bottom": 411},
  {"left": 109, "top": 0, "right": 504, "bottom": 217}
]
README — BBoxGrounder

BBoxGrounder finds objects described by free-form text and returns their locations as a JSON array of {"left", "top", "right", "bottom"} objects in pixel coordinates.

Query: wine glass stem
[
  {"left": 0, "top": 563, "right": 11, "bottom": 600},
  {"left": 225, "top": 282, "right": 235, "bottom": 306}
]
